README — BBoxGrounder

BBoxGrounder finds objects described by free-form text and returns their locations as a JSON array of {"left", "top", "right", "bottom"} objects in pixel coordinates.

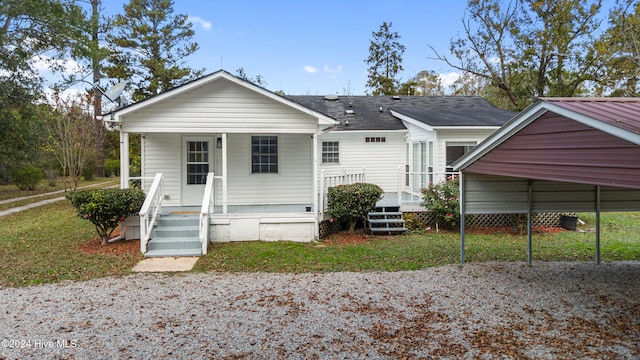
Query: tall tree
[
  {"left": 105, "top": 0, "right": 205, "bottom": 101},
  {"left": 596, "top": 0, "right": 640, "bottom": 96},
  {"left": 0, "top": 0, "right": 85, "bottom": 180},
  {"left": 365, "top": 22, "right": 406, "bottom": 96},
  {"left": 430, "top": 0, "right": 602, "bottom": 110}
]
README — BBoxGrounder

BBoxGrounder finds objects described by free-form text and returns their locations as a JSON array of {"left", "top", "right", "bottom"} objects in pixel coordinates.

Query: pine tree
[
  {"left": 105, "top": 0, "right": 205, "bottom": 101},
  {"left": 365, "top": 22, "right": 406, "bottom": 96}
]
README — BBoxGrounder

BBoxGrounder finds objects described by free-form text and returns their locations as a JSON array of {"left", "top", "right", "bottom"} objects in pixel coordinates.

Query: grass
[
  {"left": 194, "top": 212, "right": 640, "bottom": 273},
  {"left": 0, "top": 181, "right": 142, "bottom": 287},
  {"left": 0, "top": 189, "right": 638, "bottom": 287},
  {"left": 0, "top": 177, "right": 119, "bottom": 201}
]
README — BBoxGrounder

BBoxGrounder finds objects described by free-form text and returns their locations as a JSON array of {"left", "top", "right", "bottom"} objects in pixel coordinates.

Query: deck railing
[
  {"left": 139, "top": 173, "right": 164, "bottom": 254},
  {"left": 199, "top": 172, "right": 215, "bottom": 255},
  {"left": 320, "top": 169, "right": 366, "bottom": 217}
]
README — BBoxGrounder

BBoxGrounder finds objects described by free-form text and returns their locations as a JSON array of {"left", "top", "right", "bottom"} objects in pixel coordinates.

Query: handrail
[
  {"left": 321, "top": 169, "right": 366, "bottom": 215},
  {"left": 139, "top": 173, "right": 164, "bottom": 254},
  {"left": 199, "top": 172, "right": 215, "bottom": 255}
]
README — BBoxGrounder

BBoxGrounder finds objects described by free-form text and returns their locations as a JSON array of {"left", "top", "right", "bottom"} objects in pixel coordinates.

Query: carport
[{"left": 453, "top": 98, "right": 640, "bottom": 264}]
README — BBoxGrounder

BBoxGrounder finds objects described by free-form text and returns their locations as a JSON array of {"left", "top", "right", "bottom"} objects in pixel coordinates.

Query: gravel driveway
[{"left": 1, "top": 261, "right": 638, "bottom": 359}]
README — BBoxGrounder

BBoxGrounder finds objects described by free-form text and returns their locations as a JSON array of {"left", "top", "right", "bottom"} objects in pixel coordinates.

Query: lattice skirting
[
  {"left": 319, "top": 212, "right": 565, "bottom": 238},
  {"left": 319, "top": 219, "right": 343, "bottom": 239},
  {"left": 404, "top": 211, "right": 563, "bottom": 229}
]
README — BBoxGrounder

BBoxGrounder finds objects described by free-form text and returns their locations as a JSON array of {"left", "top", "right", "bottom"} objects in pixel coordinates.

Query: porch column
[
  {"left": 120, "top": 131, "right": 129, "bottom": 189},
  {"left": 222, "top": 133, "right": 228, "bottom": 214},
  {"left": 313, "top": 132, "right": 319, "bottom": 239}
]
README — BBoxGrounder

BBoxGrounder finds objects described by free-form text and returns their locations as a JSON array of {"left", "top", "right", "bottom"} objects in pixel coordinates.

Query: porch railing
[
  {"left": 199, "top": 172, "right": 215, "bottom": 255},
  {"left": 139, "top": 173, "right": 164, "bottom": 254},
  {"left": 320, "top": 169, "right": 366, "bottom": 217}
]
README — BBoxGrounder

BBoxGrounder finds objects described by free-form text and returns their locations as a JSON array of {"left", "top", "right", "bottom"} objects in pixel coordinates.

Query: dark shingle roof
[{"left": 285, "top": 95, "right": 515, "bottom": 131}]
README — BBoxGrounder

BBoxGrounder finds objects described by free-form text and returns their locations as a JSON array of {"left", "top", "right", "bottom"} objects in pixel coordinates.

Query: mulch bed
[{"left": 77, "top": 227, "right": 140, "bottom": 255}]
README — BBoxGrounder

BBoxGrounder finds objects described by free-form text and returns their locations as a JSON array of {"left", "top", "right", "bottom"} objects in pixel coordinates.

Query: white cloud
[
  {"left": 188, "top": 16, "right": 212, "bottom": 31},
  {"left": 439, "top": 72, "right": 460, "bottom": 87},
  {"left": 31, "top": 55, "right": 81, "bottom": 74},
  {"left": 303, "top": 66, "right": 318, "bottom": 74},
  {"left": 323, "top": 65, "right": 342, "bottom": 74}
]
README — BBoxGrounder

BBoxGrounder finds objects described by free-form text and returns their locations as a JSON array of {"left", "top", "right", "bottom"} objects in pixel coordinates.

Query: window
[
  {"left": 365, "top": 137, "right": 386, "bottom": 143},
  {"left": 322, "top": 141, "right": 339, "bottom": 164},
  {"left": 446, "top": 142, "right": 475, "bottom": 171},
  {"left": 251, "top": 136, "right": 278, "bottom": 173},
  {"left": 186, "top": 141, "right": 209, "bottom": 184}
]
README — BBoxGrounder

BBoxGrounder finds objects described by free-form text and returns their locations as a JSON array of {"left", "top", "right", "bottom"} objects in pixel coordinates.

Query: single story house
[
  {"left": 105, "top": 70, "right": 513, "bottom": 256},
  {"left": 453, "top": 97, "right": 640, "bottom": 264}
]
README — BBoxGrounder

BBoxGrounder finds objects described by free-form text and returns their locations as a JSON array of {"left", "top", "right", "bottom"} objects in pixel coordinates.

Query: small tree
[
  {"left": 42, "top": 94, "right": 97, "bottom": 191},
  {"left": 327, "top": 183, "right": 383, "bottom": 233},
  {"left": 67, "top": 188, "right": 145, "bottom": 245},
  {"left": 421, "top": 177, "right": 460, "bottom": 230}
]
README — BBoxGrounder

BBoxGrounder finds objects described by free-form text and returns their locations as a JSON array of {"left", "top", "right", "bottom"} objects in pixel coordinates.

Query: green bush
[
  {"left": 83, "top": 161, "right": 97, "bottom": 181},
  {"left": 66, "top": 188, "right": 146, "bottom": 245},
  {"left": 104, "top": 159, "right": 120, "bottom": 177},
  {"left": 420, "top": 176, "right": 460, "bottom": 230},
  {"left": 13, "top": 165, "right": 44, "bottom": 190},
  {"left": 327, "top": 182, "right": 383, "bottom": 232}
]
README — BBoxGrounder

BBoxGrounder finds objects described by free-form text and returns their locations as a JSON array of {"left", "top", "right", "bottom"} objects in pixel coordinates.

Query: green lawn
[
  {"left": 0, "top": 198, "right": 142, "bottom": 287},
  {"left": 194, "top": 212, "right": 640, "bottom": 273},
  {"left": 0, "top": 195, "right": 638, "bottom": 287}
]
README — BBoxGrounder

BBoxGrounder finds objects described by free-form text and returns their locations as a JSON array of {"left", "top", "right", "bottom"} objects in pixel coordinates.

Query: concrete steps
[
  {"left": 367, "top": 206, "right": 407, "bottom": 234},
  {"left": 145, "top": 214, "right": 202, "bottom": 258}
]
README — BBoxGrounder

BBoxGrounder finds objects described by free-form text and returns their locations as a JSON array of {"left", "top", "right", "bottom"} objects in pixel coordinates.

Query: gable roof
[
  {"left": 453, "top": 98, "right": 640, "bottom": 190},
  {"left": 286, "top": 95, "right": 514, "bottom": 131},
  {"left": 109, "top": 70, "right": 337, "bottom": 127}
]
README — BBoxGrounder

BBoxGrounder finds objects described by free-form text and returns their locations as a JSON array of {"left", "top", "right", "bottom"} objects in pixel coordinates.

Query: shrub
[
  {"left": 83, "top": 161, "right": 97, "bottom": 181},
  {"left": 104, "top": 159, "right": 120, "bottom": 177},
  {"left": 13, "top": 165, "right": 44, "bottom": 190},
  {"left": 420, "top": 176, "right": 460, "bottom": 230},
  {"left": 67, "top": 188, "right": 146, "bottom": 245},
  {"left": 327, "top": 182, "right": 383, "bottom": 232}
]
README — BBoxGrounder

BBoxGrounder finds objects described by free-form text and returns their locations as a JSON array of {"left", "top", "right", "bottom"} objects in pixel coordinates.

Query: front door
[{"left": 182, "top": 136, "right": 213, "bottom": 206}]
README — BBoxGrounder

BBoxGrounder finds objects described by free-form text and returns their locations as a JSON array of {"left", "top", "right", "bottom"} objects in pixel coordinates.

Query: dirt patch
[
  {"left": 322, "top": 230, "right": 394, "bottom": 245},
  {"left": 77, "top": 227, "right": 140, "bottom": 255}
]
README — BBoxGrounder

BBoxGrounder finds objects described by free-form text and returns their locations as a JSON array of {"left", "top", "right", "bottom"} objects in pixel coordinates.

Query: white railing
[
  {"left": 400, "top": 169, "right": 461, "bottom": 204},
  {"left": 320, "top": 169, "right": 366, "bottom": 216},
  {"left": 139, "top": 173, "right": 164, "bottom": 254},
  {"left": 199, "top": 172, "right": 215, "bottom": 255}
]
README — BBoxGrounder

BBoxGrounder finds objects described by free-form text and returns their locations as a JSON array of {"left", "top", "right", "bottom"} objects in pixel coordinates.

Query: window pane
[{"left": 251, "top": 136, "right": 278, "bottom": 173}]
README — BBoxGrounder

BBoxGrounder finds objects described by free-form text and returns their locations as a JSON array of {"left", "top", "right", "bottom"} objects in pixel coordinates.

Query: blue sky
[{"left": 98, "top": 0, "right": 471, "bottom": 96}]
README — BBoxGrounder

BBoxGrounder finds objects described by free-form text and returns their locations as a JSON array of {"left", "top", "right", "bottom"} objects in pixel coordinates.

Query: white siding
[
  {"left": 226, "top": 133, "right": 313, "bottom": 206},
  {"left": 121, "top": 78, "right": 319, "bottom": 134},
  {"left": 435, "top": 129, "right": 497, "bottom": 176},
  {"left": 463, "top": 173, "right": 640, "bottom": 213},
  {"left": 143, "top": 133, "right": 181, "bottom": 206},
  {"left": 318, "top": 131, "right": 407, "bottom": 192}
]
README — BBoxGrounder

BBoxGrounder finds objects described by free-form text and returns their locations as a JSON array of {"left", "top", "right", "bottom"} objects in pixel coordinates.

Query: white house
[
  {"left": 288, "top": 95, "right": 514, "bottom": 206},
  {"left": 106, "top": 70, "right": 513, "bottom": 256}
]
